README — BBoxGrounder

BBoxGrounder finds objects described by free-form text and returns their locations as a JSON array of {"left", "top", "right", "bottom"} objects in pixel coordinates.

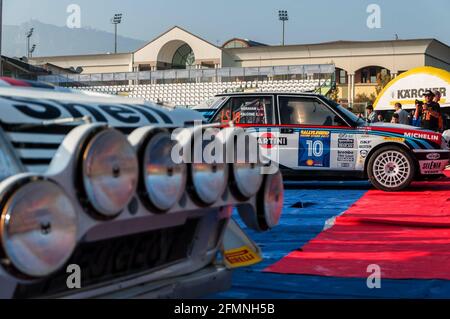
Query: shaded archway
[
  {"left": 354, "top": 65, "right": 391, "bottom": 84},
  {"left": 156, "top": 40, "right": 195, "bottom": 70},
  {"left": 171, "top": 44, "right": 195, "bottom": 69}
]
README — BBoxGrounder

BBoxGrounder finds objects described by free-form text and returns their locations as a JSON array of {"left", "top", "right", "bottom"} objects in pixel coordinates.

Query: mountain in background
[{"left": 3, "top": 20, "right": 146, "bottom": 58}]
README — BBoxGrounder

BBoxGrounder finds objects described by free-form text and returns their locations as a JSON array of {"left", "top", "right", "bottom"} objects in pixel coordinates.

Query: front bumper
[
  {"left": 58, "top": 265, "right": 232, "bottom": 299},
  {"left": 412, "top": 149, "right": 450, "bottom": 175}
]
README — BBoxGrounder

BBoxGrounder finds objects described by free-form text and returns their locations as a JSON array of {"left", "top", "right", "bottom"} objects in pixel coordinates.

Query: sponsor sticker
[
  {"left": 359, "top": 140, "right": 373, "bottom": 149},
  {"left": 298, "top": 130, "right": 331, "bottom": 167},
  {"left": 404, "top": 132, "right": 440, "bottom": 143},
  {"left": 223, "top": 246, "right": 262, "bottom": 268},
  {"left": 338, "top": 138, "right": 355, "bottom": 149},
  {"left": 360, "top": 150, "right": 369, "bottom": 158},
  {"left": 426, "top": 153, "right": 441, "bottom": 160},
  {"left": 420, "top": 160, "right": 447, "bottom": 174},
  {"left": 337, "top": 150, "right": 355, "bottom": 162},
  {"left": 383, "top": 136, "right": 405, "bottom": 142},
  {"left": 258, "top": 133, "right": 287, "bottom": 149}
]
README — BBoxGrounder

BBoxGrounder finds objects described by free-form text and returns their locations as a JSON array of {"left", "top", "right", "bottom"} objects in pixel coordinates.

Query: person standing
[
  {"left": 411, "top": 100, "right": 423, "bottom": 127},
  {"left": 394, "top": 102, "right": 409, "bottom": 125},
  {"left": 433, "top": 90, "right": 444, "bottom": 131},
  {"left": 391, "top": 113, "right": 400, "bottom": 124},
  {"left": 366, "top": 105, "right": 377, "bottom": 123},
  {"left": 421, "top": 90, "right": 440, "bottom": 131}
]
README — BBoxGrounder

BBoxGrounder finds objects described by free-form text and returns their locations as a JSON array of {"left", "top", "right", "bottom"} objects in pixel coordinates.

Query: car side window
[
  {"left": 211, "top": 96, "right": 273, "bottom": 124},
  {"left": 278, "top": 96, "right": 342, "bottom": 126}
]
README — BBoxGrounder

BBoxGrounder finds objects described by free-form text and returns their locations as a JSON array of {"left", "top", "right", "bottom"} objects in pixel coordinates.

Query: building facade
[{"left": 30, "top": 26, "right": 450, "bottom": 104}]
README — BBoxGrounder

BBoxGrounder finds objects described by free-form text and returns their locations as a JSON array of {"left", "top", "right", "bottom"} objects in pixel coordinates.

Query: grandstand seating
[{"left": 73, "top": 79, "right": 330, "bottom": 106}]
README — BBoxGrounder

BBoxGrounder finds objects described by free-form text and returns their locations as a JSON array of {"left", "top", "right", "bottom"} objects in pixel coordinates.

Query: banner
[{"left": 374, "top": 66, "right": 450, "bottom": 110}]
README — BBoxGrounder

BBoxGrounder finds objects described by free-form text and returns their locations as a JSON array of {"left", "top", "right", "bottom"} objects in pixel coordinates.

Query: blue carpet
[{"left": 206, "top": 181, "right": 450, "bottom": 299}]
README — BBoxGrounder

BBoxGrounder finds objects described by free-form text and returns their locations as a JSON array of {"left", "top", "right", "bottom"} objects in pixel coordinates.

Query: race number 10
[{"left": 306, "top": 140, "right": 324, "bottom": 157}]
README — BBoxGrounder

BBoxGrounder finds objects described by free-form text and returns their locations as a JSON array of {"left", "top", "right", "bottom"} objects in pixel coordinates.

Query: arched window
[
  {"left": 223, "top": 40, "right": 248, "bottom": 48},
  {"left": 171, "top": 44, "right": 195, "bottom": 69}
]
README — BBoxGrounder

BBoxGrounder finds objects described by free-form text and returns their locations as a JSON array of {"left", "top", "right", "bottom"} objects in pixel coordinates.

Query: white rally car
[
  {"left": 0, "top": 78, "right": 284, "bottom": 299},
  {"left": 196, "top": 92, "right": 450, "bottom": 191}
]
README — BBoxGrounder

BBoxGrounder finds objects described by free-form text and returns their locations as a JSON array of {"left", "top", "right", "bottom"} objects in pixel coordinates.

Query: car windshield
[
  {"left": 323, "top": 97, "right": 367, "bottom": 126},
  {"left": 197, "top": 96, "right": 227, "bottom": 109}
]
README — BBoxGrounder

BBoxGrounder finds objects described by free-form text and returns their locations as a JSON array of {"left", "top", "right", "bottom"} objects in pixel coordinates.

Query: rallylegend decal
[{"left": 298, "top": 130, "right": 331, "bottom": 167}]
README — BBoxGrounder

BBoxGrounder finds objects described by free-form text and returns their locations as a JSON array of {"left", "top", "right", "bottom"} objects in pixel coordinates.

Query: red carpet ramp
[{"left": 266, "top": 171, "right": 450, "bottom": 280}]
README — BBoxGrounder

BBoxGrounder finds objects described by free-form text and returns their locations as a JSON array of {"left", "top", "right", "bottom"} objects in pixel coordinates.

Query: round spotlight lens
[
  {"left": 260, "top": 172, "right": 284, "bottom": 229},
  {"left": 1, "top": 179, "right": 77, "bottom": 277},
  {"left": 143, "top": 132, "right": 186, "bottom": 211},
  {"left": 191, "top": 162, "right": 228, "bottom": 205},
  {"left": 233, "top": 162, "right": 264, "bottom": 198},
  {"left": 82, "top": 129, "right": 138, "bottom": 217}
]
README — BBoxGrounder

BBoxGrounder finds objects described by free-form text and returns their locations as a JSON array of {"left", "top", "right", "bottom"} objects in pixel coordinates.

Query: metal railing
[{"left": 38, "top": 64, "right": 335, "bottom": 84}]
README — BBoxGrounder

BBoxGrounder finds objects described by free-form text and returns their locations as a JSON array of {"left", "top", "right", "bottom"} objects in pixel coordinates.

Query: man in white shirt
[{"left": 394, "top": 103, "right": 410, "bottom": 125}]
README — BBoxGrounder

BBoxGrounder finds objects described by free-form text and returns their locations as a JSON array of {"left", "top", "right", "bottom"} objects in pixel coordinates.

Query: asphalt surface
[{"left": 207, "top": 180, "right": 450, "bottom": 299}]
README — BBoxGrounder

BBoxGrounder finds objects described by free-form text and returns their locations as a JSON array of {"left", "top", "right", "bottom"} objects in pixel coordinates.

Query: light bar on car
[
  {"left": 81, "top": 128, "right": 138, "bottom": 217},
  {"left": 0, "top": 177, "right": 77, "bottom": 277},
  {"left": 190, "top": 129, "right": 229, "bottom": 205},
  {"left": 141, "top": 130, "right": 187, "bottom": 211}
]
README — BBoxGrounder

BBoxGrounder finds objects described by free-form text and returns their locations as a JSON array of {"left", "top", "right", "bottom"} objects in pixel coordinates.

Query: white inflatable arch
[{"left": 374, "top": 66, "right": 450, "bottom": 111}]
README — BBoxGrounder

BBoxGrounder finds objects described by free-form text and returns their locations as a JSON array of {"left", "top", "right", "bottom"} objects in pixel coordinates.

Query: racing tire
[{"left": 367, "top": 145, "right": 415, "bottom": 192}]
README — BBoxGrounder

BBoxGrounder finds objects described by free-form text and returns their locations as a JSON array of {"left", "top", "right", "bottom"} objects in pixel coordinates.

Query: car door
[{"left": 276, "top": 95, "right": 356, "bottom": 171}]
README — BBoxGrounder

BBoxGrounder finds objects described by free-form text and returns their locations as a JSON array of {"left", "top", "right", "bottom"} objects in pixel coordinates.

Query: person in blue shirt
[{"left": 411, "top": 99, "right": 423, "bottom": 127}]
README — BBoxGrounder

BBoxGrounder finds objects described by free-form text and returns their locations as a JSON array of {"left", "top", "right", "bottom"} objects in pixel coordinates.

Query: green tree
[{"left": 375, "top": 72, "right": 392, "bottom": 95}]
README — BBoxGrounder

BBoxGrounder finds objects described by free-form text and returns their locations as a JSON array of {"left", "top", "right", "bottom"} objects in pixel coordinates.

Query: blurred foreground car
[
  {"left": 0, "top": 79, "right": 283, "bottom": 298},
  {"left": 196, "top": 92, "right": 450, "bottom": 191}
]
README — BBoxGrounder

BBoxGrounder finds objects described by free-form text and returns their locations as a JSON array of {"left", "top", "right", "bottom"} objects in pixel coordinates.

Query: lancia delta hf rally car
[
  {"left": 195, "top": 92, "right": 450, "bottom": 191},
  {"left": 0, "top": 78, "right": 284, "bottom": 299}
]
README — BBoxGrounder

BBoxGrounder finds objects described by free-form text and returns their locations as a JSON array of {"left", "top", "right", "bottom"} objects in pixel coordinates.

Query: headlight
[
  {"left": 232, "top": 163, "right": 264, "bottom": 198},
  {"left": 191, "top": 162, "right": 228, "bottom": 205},
  {"left": 142, "top": 131, "right": 186, "bottom": 211},
  {"left": 190, "top": 129, "right": 228, "bottom": 205},
  {"left": 258, "top": 171, "right": 284, "bottom": 230},
  {"left": 231, "top": 132, "right": 264, "bottom": 199},
  {"left": 0, "top": 177, "right": 77, "bottom": 277},
  {"left": 81, "top": 128, "right": 138, "bottom": 217}
]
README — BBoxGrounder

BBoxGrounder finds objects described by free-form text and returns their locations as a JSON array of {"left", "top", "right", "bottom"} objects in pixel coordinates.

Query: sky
[{"left": 4, "top": 0, "right": 450, "bottom": 46}]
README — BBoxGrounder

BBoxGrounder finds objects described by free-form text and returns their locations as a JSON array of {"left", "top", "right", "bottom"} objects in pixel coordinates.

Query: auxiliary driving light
[
  {"left": 232, "top": 162, "right": 264, "bottom": 199},
  {"left": 142, "top": 131, "right": 187, "bottom": 211},
  {"left": 191, "top": 162, "right": 228, "bottom": 205},
  {"left": 231, "top": 132, "right": 264, "bottom": 199},
  {"left": 190, "top": 129, "right": 229, "bottom": 205},
  {"left": 0, "top": 178, "right": 77, "bottom": 277},
  {"left": 258, "top": 171, "right": 284, "bottom": 230},
  {"left": 82, "top": 128, "right": 138, "bottom": 217}
]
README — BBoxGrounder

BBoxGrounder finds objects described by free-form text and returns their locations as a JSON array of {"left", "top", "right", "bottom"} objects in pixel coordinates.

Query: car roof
[{"left": 215, "top": 92, "right": 321, "bottom": 97}]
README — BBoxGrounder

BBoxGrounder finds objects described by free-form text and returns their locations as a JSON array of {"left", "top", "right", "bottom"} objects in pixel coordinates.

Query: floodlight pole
[
  {"left": 114, "top": 23, "right": 118, "bottom": 54},
  {"left": 26, "top": 28, "right": 33, "bottom": 58},
  {"left": 278, "top": 10, "right": 289, "bottom": 46},
  {"left": 111, "top": 13, "right": 122, "bottom": 54}
]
